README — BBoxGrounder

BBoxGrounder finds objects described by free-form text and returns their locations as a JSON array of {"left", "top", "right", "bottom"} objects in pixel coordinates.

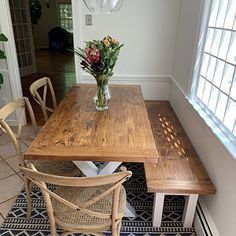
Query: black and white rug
[{"left": 0, "top": 163, "right": 196, "bottom": 236}]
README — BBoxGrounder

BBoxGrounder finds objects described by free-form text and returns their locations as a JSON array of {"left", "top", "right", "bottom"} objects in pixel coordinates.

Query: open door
[{"left": 9, "top": 0, "right": 36, "bottom": 77}]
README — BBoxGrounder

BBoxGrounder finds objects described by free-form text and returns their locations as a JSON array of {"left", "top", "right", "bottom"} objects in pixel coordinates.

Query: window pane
[
  {"left": 215, "top": 92, "right": 227, "bottom": 121},
  {"left": 218, "top": 30, "right": 231, "bottom": 60},
  {"left": 209, "top": 86, "right": 220, "bottom": 112},
  {"left": 220, "top": 64, "right": 234, "bottom": 94},
  {"left": 224, "top": 0, "right": 236, "bottom": 29},
  {"left": 206, "top": 56, "right": 217, "bottom": 82},
  {"left": 227, "top": 32, "right": 236, "bottom": 64},
  {"left": 215, "top": 0, "right": 228, "bottom": 28},
  {"left": 213, "top": 60, "right": 225, "bottom": 87},
  {"left": 209, "top": 0, "right": 220, "bottom": 27},
  {"left": 211, "top": 29, "right": 222, "bottom": 56},
  {"left": 230, "top": 76, "right": 236, "bottom": 100},
  {"left": 223, "top": 99, "right": 236, "bottom": 131}
]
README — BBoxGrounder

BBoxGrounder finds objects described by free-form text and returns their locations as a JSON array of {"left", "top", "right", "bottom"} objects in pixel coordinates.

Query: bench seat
[{"left": 145, "top": 101, "right": 215, "bottom": 228}]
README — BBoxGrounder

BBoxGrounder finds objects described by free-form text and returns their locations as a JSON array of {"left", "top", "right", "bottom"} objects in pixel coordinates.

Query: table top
[{"left": 24, "top": 84, "right": 158, "bottom": 163}]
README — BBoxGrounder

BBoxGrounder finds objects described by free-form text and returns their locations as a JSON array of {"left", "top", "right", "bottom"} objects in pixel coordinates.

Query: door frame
[
  {"left": 71, "top": 0, "right": 83, "bottom": 83},
  {"left": 0, "top": 0, "right": 25, "bottom": 125}
]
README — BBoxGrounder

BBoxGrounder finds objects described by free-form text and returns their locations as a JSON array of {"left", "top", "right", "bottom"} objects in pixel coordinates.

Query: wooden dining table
[{"left": 24, "top": 84, "right": 159, "bottom": 217}]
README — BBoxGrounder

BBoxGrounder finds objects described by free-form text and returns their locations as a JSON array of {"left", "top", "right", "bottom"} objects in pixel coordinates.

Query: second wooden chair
[{"left": 30, "top": 77, "right": 57, "bottom": 122}]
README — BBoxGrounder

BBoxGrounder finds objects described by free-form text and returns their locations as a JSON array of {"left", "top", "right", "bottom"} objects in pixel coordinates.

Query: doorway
[{"left": 9, "top": 0, "right": 76, "bottom": 125}]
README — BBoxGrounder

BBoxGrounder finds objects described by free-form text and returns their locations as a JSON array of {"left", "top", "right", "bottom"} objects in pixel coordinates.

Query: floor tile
[
  {"left": 0, "top": 196, "right": 17, "bottom": 219},
  {"left": 0, "top": 142, "right": 27, "bottom": 159},
  {"left": 0, "top": 160, "right": 15, "bottom": 179},
  {"left": 0, "top": 174, "right": 24, "bottom": 203},
  {"left": 0, "top": 132, "right": 11, "bottom": 146},
  {"left": 5, "top": 156, "right": 19, "bottom": 173},
  {"left": 0, "top": 143, "right": 16, "bottom": 159}
]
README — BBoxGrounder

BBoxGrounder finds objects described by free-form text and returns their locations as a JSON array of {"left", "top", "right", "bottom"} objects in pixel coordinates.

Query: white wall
[
  {"left": 171, "top": 0, "right": 236, "bottom": 235},
  {"left": 73, "top": 0, "right": 180, "bottom": 100}
]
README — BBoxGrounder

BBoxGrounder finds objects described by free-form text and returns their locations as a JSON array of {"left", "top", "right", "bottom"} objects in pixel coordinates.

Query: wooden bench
[{"left": 145, "top": 101, "right": 216, "bottom": 228}]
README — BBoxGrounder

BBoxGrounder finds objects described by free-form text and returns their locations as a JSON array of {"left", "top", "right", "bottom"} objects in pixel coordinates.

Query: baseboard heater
[{"left": 195, "top": 203, "right": 213, "bottom": 236}]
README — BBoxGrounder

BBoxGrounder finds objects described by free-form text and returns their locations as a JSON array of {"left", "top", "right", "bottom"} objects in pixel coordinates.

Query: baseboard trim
[{"left": 194, "top": 200, "right": 220, "bottom": 236}]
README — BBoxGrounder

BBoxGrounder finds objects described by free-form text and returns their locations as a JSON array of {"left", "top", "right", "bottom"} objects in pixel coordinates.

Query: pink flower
[{"left": 85, "top": 47, "right": 100, "bottom": 64}]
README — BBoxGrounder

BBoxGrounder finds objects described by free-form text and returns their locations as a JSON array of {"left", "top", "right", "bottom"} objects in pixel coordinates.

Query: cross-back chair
[
  {"left": 21, "top": 164, "right": 132, "bottom": 236},
  {"left": 30, "top": 77, "right": 57, "bottom": 122},
  {"left": 0, "top": 97, "right": 82, "bottom": 218}
]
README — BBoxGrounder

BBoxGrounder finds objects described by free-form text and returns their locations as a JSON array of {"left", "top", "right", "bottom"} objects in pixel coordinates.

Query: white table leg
[
  {"left": 73, "top": 160, "right": 136, "bottom": 217},
  {"left": 125, "top": 201, "right": 136, "bottom": 217},
  {"left": 152, "top": 193, "right": 165, "bottom": 227},
  {"left": 98, "top": 162, "right": 122, "bottom": 175},
  {"left": 98, "top": 162, "right": 136, "bottom": 217},
  {"left": 73, "top": 161, "right": 98, "bottom": 176},
  {"left": 182, "top": 194, "right": 199, "bottom": 228}
]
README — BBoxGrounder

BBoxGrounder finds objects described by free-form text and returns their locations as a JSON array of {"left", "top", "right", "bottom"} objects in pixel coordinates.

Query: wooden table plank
[{"left": 24, "top": 84, "right": 158, "bottom": 163}]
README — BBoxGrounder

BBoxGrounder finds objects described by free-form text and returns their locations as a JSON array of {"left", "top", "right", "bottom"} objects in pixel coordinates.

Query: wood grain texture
[
  {"left": 144, "top": 102, "right": 216, "bottom": 195},
  {"left": 24, "top": 85, "right": 158, "bottom": 163}
]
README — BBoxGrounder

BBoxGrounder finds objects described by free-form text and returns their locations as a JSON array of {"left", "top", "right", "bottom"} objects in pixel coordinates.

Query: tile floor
[{"left": 0, "top": 126, "right": 35, "bottom": 225}]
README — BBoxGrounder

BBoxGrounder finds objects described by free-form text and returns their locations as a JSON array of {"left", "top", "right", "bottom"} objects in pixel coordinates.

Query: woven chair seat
[
  {"left": 52, "top": 185, "right": 126, "bottom": 230},
  {"left": 29, "top": 160, "right": 83, "bottom": 177}
]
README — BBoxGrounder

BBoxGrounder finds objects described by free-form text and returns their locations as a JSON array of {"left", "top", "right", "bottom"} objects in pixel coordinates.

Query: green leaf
[
  {"left": 0, "top": 73, "right": 3, "bottom": 85},
  {"left": 0, "top": 33, "right": 8, "bottom": 42},
  {"left": 0, "top": 50, "right": 6, "bottom": 59}
]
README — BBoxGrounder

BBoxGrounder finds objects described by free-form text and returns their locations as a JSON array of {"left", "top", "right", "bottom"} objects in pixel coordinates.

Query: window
[
  {"left": 59, "top": 3, "right": 73, "bottom": 32},
  {"left": 191, "top": 0, "right": 236, "bottom": 143}
]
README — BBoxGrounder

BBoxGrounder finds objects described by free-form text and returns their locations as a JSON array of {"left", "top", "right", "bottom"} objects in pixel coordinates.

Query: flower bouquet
[{"left": 75, "top": 35, "right": 123, "bottom": 111}]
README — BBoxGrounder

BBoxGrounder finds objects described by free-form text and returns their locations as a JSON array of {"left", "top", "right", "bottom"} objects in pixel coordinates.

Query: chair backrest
[
  {"left": 29, "top": 77, "right": 57, "bottom": 122},
  {"left": 21, "top": 164, "right": 132, "bottom": 229},
  {"left": 0, "top": 97, "right": 38, "bottom": 166}
]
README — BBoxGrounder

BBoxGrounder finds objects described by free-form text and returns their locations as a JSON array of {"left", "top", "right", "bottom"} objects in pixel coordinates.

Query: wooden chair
[
  {"left": 0, "top": 97, "right": 82, "bottom": 218},
  {"left": 29, "top": 77, "right": 57, "bottom": 122},
  {"left": 21, "top": 164, "right": 132, "bottom": 236}
]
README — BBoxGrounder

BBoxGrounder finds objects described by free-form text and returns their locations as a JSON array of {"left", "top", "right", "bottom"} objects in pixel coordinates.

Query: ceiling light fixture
[{"left": 83, "top": 0, "right": 124, "bottom": 14}]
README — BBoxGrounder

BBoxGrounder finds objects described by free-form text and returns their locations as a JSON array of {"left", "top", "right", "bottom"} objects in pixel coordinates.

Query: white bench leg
[
  {"left": 152, "top": 193, "right": 165, "bottom": 227},
  {"left": 182, "top": 194, "right": 199, "bottom": 228}
]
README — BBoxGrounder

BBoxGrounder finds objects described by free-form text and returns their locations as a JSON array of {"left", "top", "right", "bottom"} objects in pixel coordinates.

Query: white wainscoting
[{"left": 79, "top": 74, "right": 171, "bottom": 101}]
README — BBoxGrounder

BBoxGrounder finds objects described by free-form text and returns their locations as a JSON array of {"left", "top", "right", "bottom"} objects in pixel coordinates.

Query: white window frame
[{"left": 189, "top": 0, "right": 236, "bottom": 158}]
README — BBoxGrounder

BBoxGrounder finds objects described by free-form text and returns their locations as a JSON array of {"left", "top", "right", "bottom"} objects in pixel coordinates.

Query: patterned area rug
[{"left": 0, "top": 163, "right": 196, "bottom": 236}]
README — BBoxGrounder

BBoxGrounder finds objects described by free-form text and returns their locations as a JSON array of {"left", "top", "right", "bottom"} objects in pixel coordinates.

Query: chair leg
[
  {"left": 25, "top": 179, "right": 32, "bottom": 220},
  {"left": 111, "top": 222, "right": 119, "bottom": 236},
  {"left": 117, "top": 220, "right": 122, "bottom": 235}
]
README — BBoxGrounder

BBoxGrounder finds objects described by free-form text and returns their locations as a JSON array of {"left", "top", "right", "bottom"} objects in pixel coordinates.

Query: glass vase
[{"left": 94, "top": 76, "right": 111, "bottom": 111}]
